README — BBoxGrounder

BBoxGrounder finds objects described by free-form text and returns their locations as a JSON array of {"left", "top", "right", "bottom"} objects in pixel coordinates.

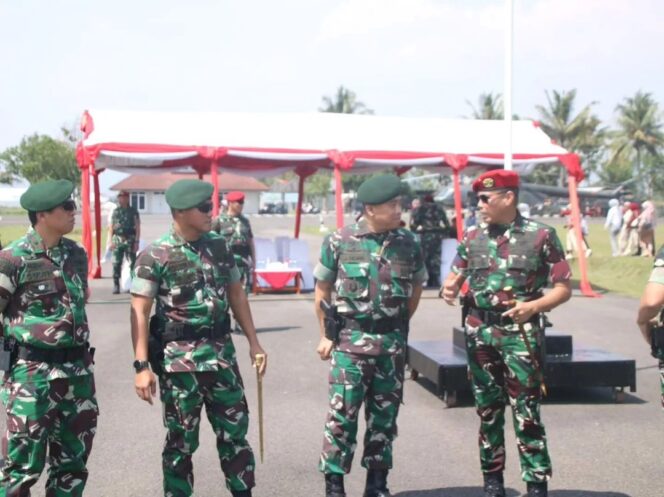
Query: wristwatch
[{"left": 133, "top": 360, "right": 150, "bottom": 373}]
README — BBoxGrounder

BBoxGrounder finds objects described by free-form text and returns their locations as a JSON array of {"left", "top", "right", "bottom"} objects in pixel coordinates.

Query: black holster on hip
[
  {"left": 148, "top": 316, "right": 165, "bottom": 376},
  {"left": 320, "top": 300, "right": 342, "bottom": 343},
  {"left": 651, "top": 311, "right": 664, "bottom": 360}
]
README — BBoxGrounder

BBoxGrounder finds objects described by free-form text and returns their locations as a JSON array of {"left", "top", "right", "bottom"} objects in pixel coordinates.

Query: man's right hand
[
  {"left": 316, "top": 337, "right": 335, "bottom": 360},
  {"left": 135, "top": 369, "right": 157, "bottom": 405},
  {"left": 441, "top": 279, "right": 460, "bottom": 306}
]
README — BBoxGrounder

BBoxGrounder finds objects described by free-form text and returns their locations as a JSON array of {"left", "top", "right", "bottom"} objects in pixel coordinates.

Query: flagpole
[{"left": 504, "top": 0, "right": 514, "bottom": 171}]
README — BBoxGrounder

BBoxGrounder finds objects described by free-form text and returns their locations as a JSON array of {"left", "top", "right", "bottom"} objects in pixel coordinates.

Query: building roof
[{"left": 110, "top": 171, "right": 269, "bottom": 193}]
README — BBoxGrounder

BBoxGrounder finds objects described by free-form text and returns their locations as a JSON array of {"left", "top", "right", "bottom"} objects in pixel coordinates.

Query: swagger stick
[{"left": 254, "top": 354, "right": 265, "bottom": 462}]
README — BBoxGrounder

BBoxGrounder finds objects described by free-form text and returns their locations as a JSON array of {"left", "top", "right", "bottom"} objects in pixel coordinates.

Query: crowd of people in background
[{"left": 609, "top": 200, "right": 658, "bottom": 257}]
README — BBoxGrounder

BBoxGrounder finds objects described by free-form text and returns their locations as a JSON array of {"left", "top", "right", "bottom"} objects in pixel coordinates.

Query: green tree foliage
[
  {"left": 0, "top": 132, "right": 80, "bottom": 186},
  {"left": 319, "top": 85, "right": 373, "bottom": 115},
  {"left": 610, "top": 91, "right": 663, "bottom": 196},
  {"left": 534, "top": 89, "right": 606, "bottom": 186},
  {"left": 465, "top": 92, "right": 504, "bottom": 119}
]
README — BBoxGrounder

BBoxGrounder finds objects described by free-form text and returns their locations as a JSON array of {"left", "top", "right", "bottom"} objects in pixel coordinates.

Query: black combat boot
[
  {"left": 112, "top": 279, "right": 120, "bottom": 294},
  {"left": 363, "top": 469, "right": 391, "bottom": 497},
  {"left": 325, "top": 473, "right": 346, "bottom": 497},
  {"left": 483, "top": 472, "right": 505, "bottom": 497},
  {"left": 527, "top": 481, "right": 548, "bottom": 497},
  {"left": 231, "top": 490, "right": 252, "bottom": 497}
]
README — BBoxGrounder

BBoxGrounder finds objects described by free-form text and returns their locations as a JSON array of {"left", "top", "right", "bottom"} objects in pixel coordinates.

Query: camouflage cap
[
  {"left": 165, "top": 179, "right": 214, "bottom": 209},
  {"left": 20, "top": 179, "right": 74, "bottom": 212},
  {"left": 357, "top": 175, "right": 403, "bottom": 205}
]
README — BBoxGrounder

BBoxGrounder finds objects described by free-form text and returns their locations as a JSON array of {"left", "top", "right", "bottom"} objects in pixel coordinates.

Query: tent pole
[
  {"left": 211, "top": 160, "right": 220, "bottom": 217},
  {"left": 568, "top": 175, "right": 599, "bottom": 297},
  {"left": 81, "top": 165, "right": 93, "bottom": 277},
  {"left": 294, "top": 173, "right": 305, "bottom": 239},
  {"left": 453, "top": 169, "right": 464, "bottom": 242},
  {"left": 334, "top": 165, "right": 344, "bottom": 229},
  {"left": 92, "top": 170, "right": 102, "bottom": 279}
]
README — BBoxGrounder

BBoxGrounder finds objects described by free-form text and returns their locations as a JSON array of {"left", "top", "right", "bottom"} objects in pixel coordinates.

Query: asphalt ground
[{"left": 1, "top": 214, "right": 662, "bottom": 497}]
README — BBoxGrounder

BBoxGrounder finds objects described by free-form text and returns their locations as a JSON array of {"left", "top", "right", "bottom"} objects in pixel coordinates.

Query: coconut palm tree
[
  {"left": 465, "top": 92, "right": 504, "bottom": 119},
  {"left": 611, "top": 91, "right": 663, "bottom": 196},
  {"left": 319, "top": 86, "right": 373, "bottom": 115},
  {"left": 535, "top": 89, "right": 606, "bottom": 186}
]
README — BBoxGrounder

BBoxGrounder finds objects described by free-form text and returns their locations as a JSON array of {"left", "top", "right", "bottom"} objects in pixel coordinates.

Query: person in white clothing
[{"left": 604, "top": 198, "right": 622, "bottom": 256}]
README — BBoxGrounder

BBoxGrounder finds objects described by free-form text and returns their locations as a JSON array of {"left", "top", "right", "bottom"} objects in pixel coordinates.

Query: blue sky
[{"left": 0, "top": 0, "right": 662, "bottom": 193}]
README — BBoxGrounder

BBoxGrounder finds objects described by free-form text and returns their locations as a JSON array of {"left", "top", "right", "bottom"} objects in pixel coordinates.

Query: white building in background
[{"left": 110, "top": 171, "right": 269, "bottom": 214}]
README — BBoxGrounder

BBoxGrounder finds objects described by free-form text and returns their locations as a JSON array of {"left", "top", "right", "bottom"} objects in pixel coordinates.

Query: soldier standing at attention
[
  {"left": 213, "top": 191, "right": 255, "bottom": 332},
  {"left": 130, "top": 179, "right": 267, "bottom": 497},
  {"left": 0, "top": 179, "right": 98, "bottom": 496},
  {"left": 409, "top": 194, "right": 450, "bottom": 288},
  {"left": 441, "top": 170, "right": 571, "bottom": 497},
  {"left": 636, "top": 244, "right": 664, "bottom": 409},
  {"left": 314, "top": 175, "right": 427, "bottom": 497},
  {"left": 109, "top": 190, "right": 140, "bottom": 294}
]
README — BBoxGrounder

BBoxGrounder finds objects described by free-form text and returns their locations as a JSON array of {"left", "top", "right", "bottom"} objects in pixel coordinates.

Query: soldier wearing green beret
[
  {"left": 0, "top": 179, "right": 98, "bottom": 496},
  {"left": 314, "top": 175, "right": 427, "bottom": 497},
  {"left": 109, "top": 190, "right": 140, "bottom": 294},
  {"left": 130, "top": 179, "right": 267, "bottom": 497}
]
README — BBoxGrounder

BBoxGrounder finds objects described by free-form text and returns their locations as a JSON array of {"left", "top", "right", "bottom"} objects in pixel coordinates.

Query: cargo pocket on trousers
[{"left": 328, "top": 367, "right": 362, "bottom": 419}]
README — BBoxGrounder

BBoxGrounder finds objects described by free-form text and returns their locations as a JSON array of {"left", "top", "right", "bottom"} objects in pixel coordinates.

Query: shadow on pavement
[
  {"left": 394, "top": 488, "right": 631, "bottom": 497},
  {"left": 256, "top": 326, "right": 302, "bottom": 333}
]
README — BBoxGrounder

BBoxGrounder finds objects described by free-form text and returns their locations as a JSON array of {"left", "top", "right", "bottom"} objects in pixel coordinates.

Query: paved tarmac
[{"left": 2, "top": 214, "right": 662, "bottom": 497}]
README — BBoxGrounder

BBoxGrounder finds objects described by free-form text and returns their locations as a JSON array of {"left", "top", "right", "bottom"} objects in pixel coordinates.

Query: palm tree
[
  {"left": 535, "top": 89, "right": 606, "bottom": 186},
  {"left": 319, "top": 86, "right": 373, "bottom": 115},
  {"left": 465, "top": 92, "right": 504, "bottom": 119},
  {"left": 611, "top": 91, "right": 663, "bottom": 196}
]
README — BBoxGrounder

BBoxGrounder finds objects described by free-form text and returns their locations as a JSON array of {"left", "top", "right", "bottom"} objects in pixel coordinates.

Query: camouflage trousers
[
  {"left": 659, "top": 360, "right": 663, "bottom": 410},
  {"left": 235, "top": 256, "right": 252, "bottom": 295},
  {"left": 421, "top": 233, "right": 443, "bottom": 287},
  {"left": 319, "top": 350, "right": 404, "bottom": 475},
  {"left": 465, "top": 317, "right": 551, "bottom": 483},
  {"left": 111, "top": 235, "right": 136, "bottom": 281},
  {"left": 0, "top": 374, "right": 98, "bottom": 497},
  {"left": 159, "top": 364, "right": 255, "bottom": 496}
]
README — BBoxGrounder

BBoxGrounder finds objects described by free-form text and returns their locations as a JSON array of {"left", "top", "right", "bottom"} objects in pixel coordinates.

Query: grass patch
[
  {"left": 0, "top": 207, "right": 26, "bottom": 215},
  {"left": 0, "top": 226, "right": 108, "bottom": 251}
]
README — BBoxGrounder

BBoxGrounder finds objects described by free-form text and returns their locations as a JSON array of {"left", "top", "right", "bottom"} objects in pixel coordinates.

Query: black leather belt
[
  {"left": 467, "top": 307, "right": 538, "bottom": 327},
  {"left": 16, "top": 344, "right": 89, "bottom": 364},
  {"left": 342, "top": 317, "right": 406, "bottom": 334},
  {"left": 162, "top": 319, "right": 231, "bottom": 342}
]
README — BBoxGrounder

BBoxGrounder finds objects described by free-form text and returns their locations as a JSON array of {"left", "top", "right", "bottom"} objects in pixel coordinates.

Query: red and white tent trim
[{"left": 77, "top": 109, "right": 596, "bottom": 296}]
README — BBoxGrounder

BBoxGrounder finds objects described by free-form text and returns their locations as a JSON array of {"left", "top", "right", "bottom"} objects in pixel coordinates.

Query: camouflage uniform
[
  {"left": 0, "top": 229, "right": 98, "bottom": 497},
  {"left": 409, "top": 202, "right": 449, "bottom": 287},
  {"left": 111, "top": 204, "right": 140, "bottom": 282},
  {"left": 131, "top": 228, "right": 255, "bottom": 497},
  {"left": 647, "top": 244, "right": 664, "bottom": 409},
  {"left": 451, "top": 213, "right": 571, "bottom": 483},
  {"left": 314, "top": 220, "right": 427, "bottom": 475},
  {"left": 213, "top": 213, "right": 254, "bottom": 294}
]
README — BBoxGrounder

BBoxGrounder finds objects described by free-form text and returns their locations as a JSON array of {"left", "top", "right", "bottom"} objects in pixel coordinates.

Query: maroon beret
[
  {"left": 226, "top": 191, "right": 245, "bottom": 202},
  {"left": 472, "top": 170, "right": 520, "bottom": 193}
]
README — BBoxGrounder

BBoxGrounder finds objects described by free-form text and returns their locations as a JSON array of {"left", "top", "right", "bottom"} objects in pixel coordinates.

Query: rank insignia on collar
[{"left": 482, "top": 178, "right": 495, "bottom": 188}]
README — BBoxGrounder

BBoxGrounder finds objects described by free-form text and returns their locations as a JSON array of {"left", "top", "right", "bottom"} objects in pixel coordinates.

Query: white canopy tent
[{"left": 77, "top": 110, "right": 595, "bottom": 296}]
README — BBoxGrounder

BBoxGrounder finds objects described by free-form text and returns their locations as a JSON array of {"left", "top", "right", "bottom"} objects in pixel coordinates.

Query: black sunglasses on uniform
[
  {"left": 59, "top": 200, "right": 77, "bottom": 212},
  {"left": 195, "top": 201, "right": 213, "bottom": 214}
]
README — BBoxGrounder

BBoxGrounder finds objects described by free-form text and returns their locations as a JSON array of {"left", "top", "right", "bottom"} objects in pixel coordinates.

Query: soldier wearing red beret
[{"left": 441, "top": 169, "right": 572, "bottom": 497}]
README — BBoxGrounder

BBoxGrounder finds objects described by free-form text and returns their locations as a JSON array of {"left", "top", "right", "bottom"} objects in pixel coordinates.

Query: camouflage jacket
[
  {"left": 213, "top": 213, "right": 253, "bottom": 258},
  {"left": 409, "top": 202, "right": 450, "bottom": 234},
  {"left": 0, "top": 229, "right": 92, "bottom": 381},
  {"left": 648, "top": 245, "right": 664, "bottom": 285},
  {"left": 314, "top": 220, "right": 427, "bottom": 356},
  {"left": 111, "top": 205, "right": 139, "bottom": 238},
  {"left": 131, "top": 228, "right": 241, "bottom": 373},
  {"left": 451, "top": 213, "right": 571, "bottom": 310}
]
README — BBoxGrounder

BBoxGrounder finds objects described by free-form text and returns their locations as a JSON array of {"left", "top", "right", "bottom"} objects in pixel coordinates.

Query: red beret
[
  {"left": 472, "top": 170, "right": 520, "bottom": 192},
  {"left": 226, "top": 191, "right": 245, "bottom": 202}
]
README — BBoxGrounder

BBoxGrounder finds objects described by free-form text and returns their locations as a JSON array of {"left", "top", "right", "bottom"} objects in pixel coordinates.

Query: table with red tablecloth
[{"left": 253, "top": 267, "right": 302, "bottom": 294}]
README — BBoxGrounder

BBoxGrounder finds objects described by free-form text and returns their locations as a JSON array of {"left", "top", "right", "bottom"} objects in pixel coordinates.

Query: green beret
[
  {"left": 20, "top": 179, "right": 74, "bottom": 212},
  {"left": 165, "top": 179, "right": 214, "bottom": 209},
  {"left": 357, "top": 175, "right": 403, "bottom": 205}
]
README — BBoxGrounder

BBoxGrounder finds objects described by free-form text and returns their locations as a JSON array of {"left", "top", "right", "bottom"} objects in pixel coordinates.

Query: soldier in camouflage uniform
[
  {"left": 0, "top": 179, "right": 98, "bottom": 497},
  {"left": 212, "top": 191, "right": 255, "bottom": 296},
  {"left": 637, "top": 244, "right": 664, "bottom": 409},
  {"left": 409, "top": 194, "right": 450, "bottom": 288},
  {"left": 441, "top": 170, "right": 572, "bottom": 497},
  {"left": 130, "top": 179, "right": 267, "bottom": 497},
  {"left": 109, "top": 190, "right": 140, "bottom": 294},
  {"left": 314, "top": 175, "right": 427, "bottom": 497}
]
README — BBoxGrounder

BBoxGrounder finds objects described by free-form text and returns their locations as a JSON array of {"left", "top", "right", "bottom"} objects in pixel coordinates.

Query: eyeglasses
[
  {"left": 60, "top": 200, "right": 77, "bottom": 212},
  {"left": 477, "top": 191, "right": 507, "bottom": 204},
  {"left": 195, "top": 201, "right": 213, "bottom": 214},
  {"left": 233, "top": 200, "right": 244, "bottom": 205}
]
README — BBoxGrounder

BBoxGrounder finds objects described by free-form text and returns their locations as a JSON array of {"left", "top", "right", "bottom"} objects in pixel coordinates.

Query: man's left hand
[{"left": 502, "top": 300, "right": 538, "bottom": 324}]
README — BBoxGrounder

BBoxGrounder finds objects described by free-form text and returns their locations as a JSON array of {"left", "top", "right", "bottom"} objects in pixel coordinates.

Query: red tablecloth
[{"left": 255, "top": 270, "right": 300, "bottom": 289}]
